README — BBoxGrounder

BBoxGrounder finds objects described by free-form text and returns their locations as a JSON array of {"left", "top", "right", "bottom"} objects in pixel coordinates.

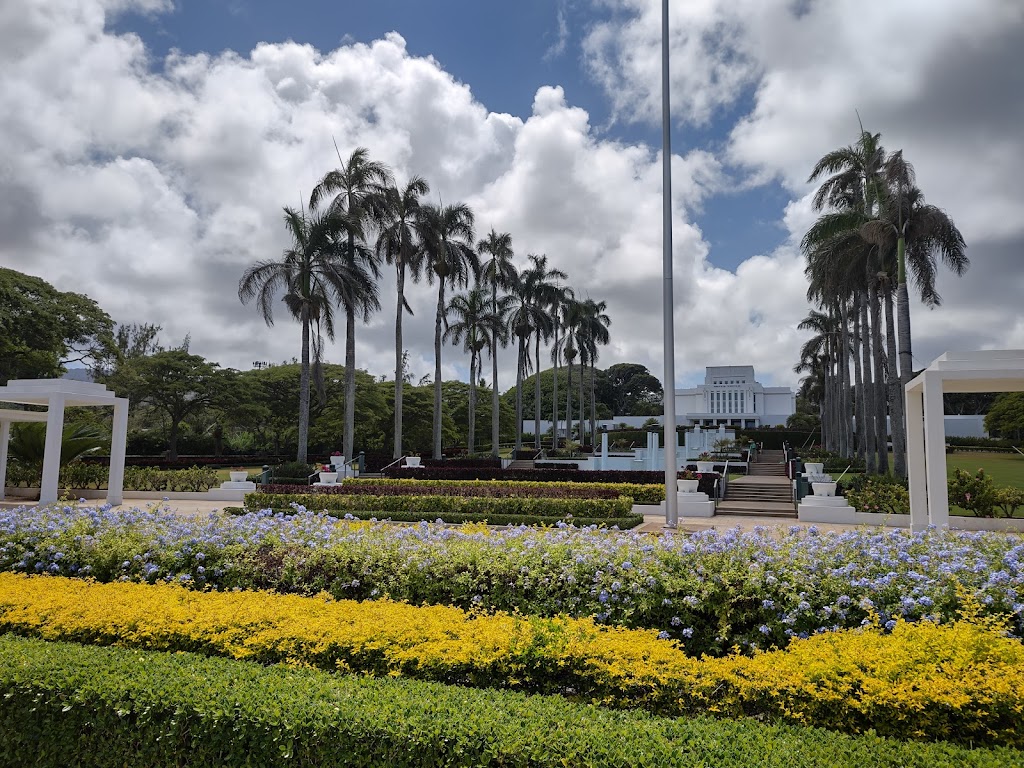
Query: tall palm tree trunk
[
  {"left": 578, "top": 362, "right": 585, "bottom": 447},
  {"left": 869, "top": 285, "right": 888, "bottom": 473},
  {"left": 344, "top": 309, "right": 356, "bottom": 463},
  {"left": 468, "top": 348, "right": 477, "bottom": 454},
  {"left": 896, "top": 235, "right": 914, "bottom": 390},
  {"left": 884, "top": 285, "right": 907, "bottom": 477},
  {"left": 394, "top": 264, "right": 405, "bottom": 458},
  {"left": 491, "top": 287, "right": 500, "bottom": 458},
  {"left": 851, "top": 301, "right": 866, "bottom": 462},
  {"left": 534, "top": 336, "right": 543, "bottom": 450},
  {"left": 433, "top": 284, "right": 445, "bottom": 459},
  {"left": 838, "top": 304, "right": 852, "bottom": 458},
  {"left": 344, "top": 232, "right": 357, "bottom": 466},
  {"left": 589, "top": 361, "right": 597, "bottom": 447},
  {"left": 566, "top": 359, "right": 573, "bottom": 444},
  {"left": 298, "top": 308, "right": 310, "bottom": 464},
  {"left": 551, "top": 326, "right": 560, "bottom": 451},
  {"left": 860, "top": 292, "right": 877, "bottom": 474},
  {"left": 514, "top": 337, "right": 526, "bottom": 453}
]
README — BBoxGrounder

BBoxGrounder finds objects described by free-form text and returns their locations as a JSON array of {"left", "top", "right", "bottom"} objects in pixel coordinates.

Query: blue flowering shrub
[{"left": 1, "top": 503, "right": 1022, "bottom": 657}]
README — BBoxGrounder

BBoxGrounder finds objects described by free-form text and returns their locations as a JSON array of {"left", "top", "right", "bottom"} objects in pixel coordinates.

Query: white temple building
[{"left": 674, "top": 366, "right": 795, "bottom": 429}]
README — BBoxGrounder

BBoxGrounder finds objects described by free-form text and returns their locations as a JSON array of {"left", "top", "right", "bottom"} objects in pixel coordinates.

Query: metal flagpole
[{"left": 661, "top": 0, "right": 678, "bottom": 528}]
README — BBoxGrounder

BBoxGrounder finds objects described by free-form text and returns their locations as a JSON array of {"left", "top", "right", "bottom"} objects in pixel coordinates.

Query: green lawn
[{"left": 945, "top": 451, "right": 1024, "bottom": 489}]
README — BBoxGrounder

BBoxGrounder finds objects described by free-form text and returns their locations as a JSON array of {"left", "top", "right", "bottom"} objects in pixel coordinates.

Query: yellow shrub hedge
[{"left": 2, "top": 573, "right": 1023, "bottom": 746}]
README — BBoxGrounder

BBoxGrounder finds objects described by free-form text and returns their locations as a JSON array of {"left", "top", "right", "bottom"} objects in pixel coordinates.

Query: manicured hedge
[
  {"left": 259, "top": 478, "right": 665, "bottom": 503},
  {"left": 380, "top": 466, "right": 714, "bottom": 489},
  {"left": 238, "top": 509, "right": 644, "bottom": 529},
  {"left": 244, "top": 492, "right": 637, "bottom": 525},
  {"left": 4, "top": 637, "right": 1017, "bottom": 767},
  {"left": 6, "top": 574, "right": 1024, "bottom": 747}
]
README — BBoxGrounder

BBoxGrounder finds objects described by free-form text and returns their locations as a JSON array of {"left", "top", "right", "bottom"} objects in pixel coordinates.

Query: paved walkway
[{"left": 1, "top": 495, "right": 873, "bottom": 534}]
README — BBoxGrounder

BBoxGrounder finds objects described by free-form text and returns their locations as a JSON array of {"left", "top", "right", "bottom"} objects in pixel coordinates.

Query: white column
[
  {"left": 906, "top": 383, "right": 927, "bottom": 531},
  {"left": 107, "top": 398, "right": 129, "bottom": 505},
  {"left": 39, "top": 394, "right": 65, "bottom": 505},
  {"left": 922, "top": 372, "right": 949, "bottom": 528},
  {"left": 0, "top": 420, "right": 9, "bottom": 500}
]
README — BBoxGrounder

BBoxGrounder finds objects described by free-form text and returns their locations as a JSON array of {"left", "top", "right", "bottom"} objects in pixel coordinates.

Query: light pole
[{"left": 661, "top": 0, "right": 679, "bottom": 528}]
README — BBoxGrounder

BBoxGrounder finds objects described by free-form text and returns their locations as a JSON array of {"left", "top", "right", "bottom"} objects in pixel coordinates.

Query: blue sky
[{"left": 4, "top": 0, "right": 1020, "bottom": 390}]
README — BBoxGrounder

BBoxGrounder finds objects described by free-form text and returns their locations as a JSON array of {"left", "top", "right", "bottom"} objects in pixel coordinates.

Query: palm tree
[
  {"left": 578, "top": 298, "right": 611, "bottom": 443},
  {"left": 478, "top": 230, "right": 518, "bottom": 457},
  {"left": 863, "top": 159, "right": 968, "bottom": 390},
  {"left": 806, "top": 129, "right": 892, "bottom": 471},
  {"left": 520, "top": 254, "right": 567, "bottom": 451},
  {"left": 420, "top": 202, "right": 478, "bottom": 459},
  {"left": 508, "top": 274, "right": 554, "bottom": 453},
  {"left": 310, "top": 146, "right": 392, "bottom": 464},
  {"left": 548, "top": 284, "right": 574, "bottom": 451},
  {"left": 560, "top": 298, "right": 584, "bottom": 445},
  {"left": 239, "top": 207, "right": 369, "bottom": 463},
  {"left": 375, "top": 176, "right": 429, "bottom": 458},
  {"left": 444, "top": 285, "right": 503, "bottom": 453}
]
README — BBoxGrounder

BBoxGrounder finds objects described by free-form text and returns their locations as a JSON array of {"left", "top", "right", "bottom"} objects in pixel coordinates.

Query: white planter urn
[
  {"left": 696, "top": 462, "right": 715, "bottom": 473},
  {"left": 330, "top": 456, "right": 345, "bottom": 470},
  {"left": 804, "top": 462, "right": 824, "bottom": 475},
  {"left": 812, "top": 482, "right": 837, "bottom": 497},
  {"left": 228, "top": 471, "right": 247, "bottom": 483},
  {"left": 677, "top": 479, "right": 699, "bottom": 493},
  {"left": 318, "top": 472, "right": 339, "bottom": 484}
]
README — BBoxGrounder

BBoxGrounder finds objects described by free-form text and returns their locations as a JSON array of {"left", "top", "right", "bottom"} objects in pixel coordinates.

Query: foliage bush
[
  {"left": 4, "top": 463, "right": 219, "bottom": 492},
  {"left": 5, "top": 574, "right": 1024, "bottom": 747},
  {"left": 259, "top": 478, "right": 665, "bottom": 503},
  {"left": 843, "top": 476, "right": 910, "bottom": 515},
  {"left": 244, "top": 492, "right": 635, "bottom": 521},
  {"left": 4, "top": 505, "right": 1024, "bottom": 653},
  {"left": 947, "top": 468, "right": 1024, "bottom": 517},
  {"left": 382, "top": 466, "right": 674, "bottom": 484},
  {"left": 3, "top": 636, "right": 1015, "bottom": 767},
  {"left": 121, "top": 466, "right": 220, "bottom": 492}
]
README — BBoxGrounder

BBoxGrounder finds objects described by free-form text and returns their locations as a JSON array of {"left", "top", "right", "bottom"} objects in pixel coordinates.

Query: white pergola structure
[
  {"left": 0, "top": 379, "right": 129, "bottom": 505},
  {"left": 906, "top": 350, "right": 1024, "bottom": 531}
]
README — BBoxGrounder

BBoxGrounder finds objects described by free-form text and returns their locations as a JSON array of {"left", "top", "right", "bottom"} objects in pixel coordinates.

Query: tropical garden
[{"left": 3, "top": 140, "right": 1024, "bottom": 765}]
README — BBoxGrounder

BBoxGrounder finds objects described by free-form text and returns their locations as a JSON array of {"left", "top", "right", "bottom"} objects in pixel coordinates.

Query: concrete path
[{"left": 2, "top": 495, "right": 870, "bottom": 533}]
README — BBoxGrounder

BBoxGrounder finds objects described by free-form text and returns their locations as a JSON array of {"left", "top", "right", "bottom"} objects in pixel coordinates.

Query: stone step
[
  {"left": 715, "top": 500, "right": 797, "bottom": 518},
  {"left": 508, "top": 460, "right": 534, "bottom": 470}
]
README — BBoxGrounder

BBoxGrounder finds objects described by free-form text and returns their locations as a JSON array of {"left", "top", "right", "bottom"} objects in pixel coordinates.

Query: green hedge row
[
  {"left": 245, "top": 492, "right": 635, "bottom": 520},
  {"left": 288, "top": 478, "right": 667, "bottom": 504},
  {"left": 233, "top": 507, "right": 643, "bottom": 529},
  {"left": 1, "top": 636, "right": 1017, "bottom": 768}
]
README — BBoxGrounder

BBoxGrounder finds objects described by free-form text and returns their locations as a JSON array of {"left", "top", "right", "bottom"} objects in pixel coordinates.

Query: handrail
[{"left": 379, "top": 455, "right": 407, "bottom": 472}]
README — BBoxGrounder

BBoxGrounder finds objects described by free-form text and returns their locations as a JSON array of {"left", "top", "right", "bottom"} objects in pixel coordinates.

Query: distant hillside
[{"left": 61, "top": 368, "right": 94, "bottom": 383}]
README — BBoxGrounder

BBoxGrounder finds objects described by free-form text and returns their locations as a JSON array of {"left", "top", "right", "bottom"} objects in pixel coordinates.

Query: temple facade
[{"left": 674, "top": 365, "right": 795, "bottom": 428}]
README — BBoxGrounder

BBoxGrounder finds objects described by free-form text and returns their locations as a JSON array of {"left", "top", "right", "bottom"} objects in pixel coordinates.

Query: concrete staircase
[
  {"left": 717, "top": 450, "right": 796, "bottom": 517},
  {"left": 508, "top": 459, "right": 535, "bottom": 471}
]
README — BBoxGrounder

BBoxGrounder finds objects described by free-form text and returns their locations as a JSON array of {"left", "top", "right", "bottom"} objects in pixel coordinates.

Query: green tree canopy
[
  {"left": 0, "top": 268, "right": 113, "bottom": 383},
  {"left": 985, "top": 393, "right": 1024, "bottom": 441},
  {"left": 108, "top": 351, "right": 232, "bottom": 460},
  {"left": 599, "top": 363, "right": 663, "bottom": 416}
]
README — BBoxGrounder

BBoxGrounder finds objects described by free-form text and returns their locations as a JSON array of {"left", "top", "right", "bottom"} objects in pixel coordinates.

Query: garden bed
[{"left": 2, "top": 636, "right": 1015, "bottom": 767}]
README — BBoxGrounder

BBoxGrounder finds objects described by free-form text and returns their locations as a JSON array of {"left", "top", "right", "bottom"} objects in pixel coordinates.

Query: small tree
[
  {"left": 109, "top": 351, "right": 231, "bottom": 460},
  {"left": 985, "top": 393, "right": 1024, "bottom": 442}
]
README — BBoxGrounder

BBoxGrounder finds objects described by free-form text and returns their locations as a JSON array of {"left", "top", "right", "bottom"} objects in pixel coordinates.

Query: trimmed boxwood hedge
[
  {"left": 258, "top": 479, "right": 667, "bottom": 504},
  {"left": 244, "top": 492, "right": 637, "bottom": 524},
  {"left": 1, "top": 636, "right": 1018, "bottom": 767}
]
